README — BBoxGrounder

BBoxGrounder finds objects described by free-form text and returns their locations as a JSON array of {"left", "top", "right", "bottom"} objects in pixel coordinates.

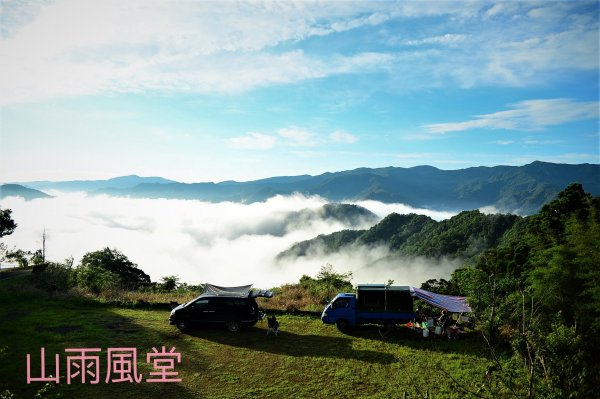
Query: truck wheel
[
  {"left": 336, "top": 319, "right": 350, "bottom": 332},
  {"left": 226, "top": 321, "right": 240, "bottom": 332}
]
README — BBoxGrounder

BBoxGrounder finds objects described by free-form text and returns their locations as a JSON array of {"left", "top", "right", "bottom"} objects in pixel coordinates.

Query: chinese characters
[{"left": 27, "top": 346, "right": 181, "bottom": 384}]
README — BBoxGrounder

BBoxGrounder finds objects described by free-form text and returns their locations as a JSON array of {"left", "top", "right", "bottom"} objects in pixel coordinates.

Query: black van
[{"left": 169, "top": 284, "right": 273, "bottom": 332}]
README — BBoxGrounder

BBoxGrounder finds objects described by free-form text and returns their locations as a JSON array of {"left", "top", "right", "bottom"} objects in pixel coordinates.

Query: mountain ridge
[
  {"left": 13, "top": 175, "right": 176, "bottom": 192},
  {"left": 277, "top": 210, "right": 521, "bottom": 262},
  {"left": 0, "top": 184, "right": 52, "bottom": 200},
  {"left": 10, "top": 161, "right": 600, "bottom": 214}
]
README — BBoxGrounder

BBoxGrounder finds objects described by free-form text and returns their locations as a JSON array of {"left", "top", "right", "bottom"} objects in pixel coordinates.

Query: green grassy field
[{"left": 0, "top": 278, "right": 515, "bottom": 399}]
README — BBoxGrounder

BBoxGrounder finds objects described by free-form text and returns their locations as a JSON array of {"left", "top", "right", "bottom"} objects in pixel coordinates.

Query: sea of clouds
[{"left": 0, "top": 193, "right": 459, "bottom": 288}]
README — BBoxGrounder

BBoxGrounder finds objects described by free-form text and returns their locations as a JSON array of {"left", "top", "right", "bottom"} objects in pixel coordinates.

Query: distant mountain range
[
  {"left": 0, "top": 184, "right": 52, "bottom": 200},
  {"left": 5, "top": 162, "right": 599, "bottom": 214},
  {"left": 15, "top": 175, "right": 175, "bottom": 192}
]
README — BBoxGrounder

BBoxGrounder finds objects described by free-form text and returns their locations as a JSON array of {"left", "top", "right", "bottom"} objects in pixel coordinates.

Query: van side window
[
  {"left": 193, "top": 299, "right": 210, "bottom": 308},
  {"left": 225, "top": 299, "right": 247, "bottom": 308},
  {"left": 332, "top": 298, "right": 350, "bottom": 309}
]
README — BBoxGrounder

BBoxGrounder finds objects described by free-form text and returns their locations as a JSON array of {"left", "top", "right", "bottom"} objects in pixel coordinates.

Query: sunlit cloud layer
[{"left": 0, "top": 194, "right": 457, "bottom": 288}]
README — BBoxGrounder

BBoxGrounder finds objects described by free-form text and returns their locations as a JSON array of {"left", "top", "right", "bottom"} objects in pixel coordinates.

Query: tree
[
  {"left": 76, "top": 248, "right": 150, "bottom": 292},
  {"left": 0, "top": 209, "right": 17, "bottom": 238},
  {"left": 420, "top": 278, "right": 457, "bottom": 295},
  {"left": 316, "top": 263, "right": 353, "bottom": 301},
  {"left": 5, "top": 249, "right": 30, "bottom": 268},
  {"left": 450, "top": 184, "right": 600, "bottom": 397},
  {"left": 160, "top": 275, "right": 180, "bottom": 291},
  {"left": 0, "top": 209, "right": 17, "bottom": 262}
]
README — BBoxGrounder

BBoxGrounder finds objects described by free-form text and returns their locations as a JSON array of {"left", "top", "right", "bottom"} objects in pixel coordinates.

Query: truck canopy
[
  {"left": 356, "top": 285, "right": 413, "bottom": 313},
  {"left": 410, "top": 287, "right": 471, "bottom": 313}
]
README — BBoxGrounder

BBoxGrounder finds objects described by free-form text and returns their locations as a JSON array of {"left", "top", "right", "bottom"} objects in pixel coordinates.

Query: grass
[{"left": 0, "top": 277, "right": 519, "bottom": 399}]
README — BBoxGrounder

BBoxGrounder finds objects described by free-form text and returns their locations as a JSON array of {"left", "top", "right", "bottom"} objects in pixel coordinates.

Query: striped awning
[{"left": 410, "top": 287, "right": 472, "bottom": 313}]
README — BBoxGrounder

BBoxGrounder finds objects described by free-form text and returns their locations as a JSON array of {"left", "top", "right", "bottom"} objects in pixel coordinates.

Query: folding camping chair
[{"left": 267, "top": 315, "right": 279, "bottom": 336}]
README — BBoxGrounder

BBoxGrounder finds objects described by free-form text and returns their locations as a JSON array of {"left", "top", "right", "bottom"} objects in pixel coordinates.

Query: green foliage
[
  {"left": 0, "top": 278, "right": 501, "bottom": 399},
  {"left": 276, "top": 264, "right": 355, "bottom": 310},
  {"left": 542, "top": 322, "right": 584, "bottom": 395},
  {"left": 0, "top": 209, "right": 17, "bottom": 261},
  {"left": 75, "top": 247, "right": 150, "bottom": 293},
  {"left": 420, "top": 278, "right": 457, "bottom": 295},
  {"left": 4, "top": 249, "right": 30, "bottom": 267},
  {"left": 281, "top": 210, "right": 520, "bottom": 261},
  {"left": 278, "top": 229, "right": 364, "bottom": 258},
  {"left": 76, "top": 263, "right": 122, "bottom": 294},
  {"left": 0, "top": 209, "right": 17, "bottom": 238},
  {"left": 159, "top": 275, "right": 180, "bottom": 291},
  {"left": 359, "top": 213, "right": 435, "bottom": 250},
  {"left": 450, "top": 183, "right": 600, "bottom": 397},
  {"left": 4, "top": 248, "right": 47, "bottom": 268},
  {"left": 31, "top": 262, "right": 75, "bottom": 293},
  {"left": 403, "top": 211, "right": 520, "bottom": 258},
  {"left": 315, "top": 263, "right": 353, "bottom": 300},
  {"left": 30, "top": 249, "right": 45, "bottom": 265}
]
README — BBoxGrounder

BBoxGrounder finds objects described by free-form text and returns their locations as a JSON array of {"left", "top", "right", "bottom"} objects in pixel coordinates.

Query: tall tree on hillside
[
  {"left": 0, "top": 209, "right": 17, "bottom": 264},
  {"left": 0, "top": 209, "right": 17, "bottom": 238},
  {"left": 76, "top": 248, "right": 150, "bottom": 292}
]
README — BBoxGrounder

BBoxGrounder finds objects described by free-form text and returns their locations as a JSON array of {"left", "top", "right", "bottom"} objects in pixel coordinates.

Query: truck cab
[{"left": 321, "top": 293, "right": 357, "bottom": 331}]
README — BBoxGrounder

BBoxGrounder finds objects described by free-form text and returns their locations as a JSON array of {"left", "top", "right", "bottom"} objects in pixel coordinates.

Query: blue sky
[{"left": 1, "top": 0, "right": 598, "bottom": 183}]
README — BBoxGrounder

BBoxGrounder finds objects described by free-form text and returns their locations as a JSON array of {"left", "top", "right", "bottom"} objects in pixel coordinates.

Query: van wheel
[
  {"left": 176, "top": 319, "right": 190, "bottom": 332},
  {"left": 336, "top": 319, "right": 350, "bottom": 332},
  {"left": 226, "top": 321, "right": 240, "bottom": 332}
]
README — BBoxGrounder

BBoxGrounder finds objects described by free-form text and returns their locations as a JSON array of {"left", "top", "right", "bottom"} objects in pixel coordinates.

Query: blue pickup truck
[{"left": 321, "top": 284, "right": 415, "bottom": 331}]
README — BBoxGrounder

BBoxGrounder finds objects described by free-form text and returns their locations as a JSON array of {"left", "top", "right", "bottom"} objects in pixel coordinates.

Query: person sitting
[
  {"left": 415, "top": 308, "right": 426, "bottom": 323},
  {"left": 267, "top": 315, "right": 279, "bottom": 336},
  {"left": 437, "top": 310, "right": 450, "bottom": 329},
  {"left": 446, "top": 324, "right": 460, "bottom": 339}
]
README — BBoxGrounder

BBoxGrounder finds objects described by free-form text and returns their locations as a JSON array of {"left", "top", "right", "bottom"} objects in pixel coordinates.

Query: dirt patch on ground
[
  {"left": 35, "top": 325, "right": 82, "bottom": 335},
  {"left": 105, "top": 319, "right": 138, "bottom": 333}
]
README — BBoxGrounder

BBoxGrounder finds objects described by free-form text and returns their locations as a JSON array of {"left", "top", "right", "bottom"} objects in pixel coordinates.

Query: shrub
[{"left": 31, "top": 263, "right": 75, "bottom": 293}]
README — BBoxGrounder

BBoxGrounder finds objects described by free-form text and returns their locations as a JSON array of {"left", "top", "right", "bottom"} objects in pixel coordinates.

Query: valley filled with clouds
[{"left": 1, "top": 193, "right": 458, "bottom": 288}]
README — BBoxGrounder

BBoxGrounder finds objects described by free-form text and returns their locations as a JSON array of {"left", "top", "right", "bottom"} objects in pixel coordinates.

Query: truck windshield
[{"left": 332, "top": 298, "right": 350, "bottom": 309}]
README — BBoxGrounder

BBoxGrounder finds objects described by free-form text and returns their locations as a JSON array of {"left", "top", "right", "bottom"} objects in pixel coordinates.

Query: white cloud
[
  {"left": 0, "top": 1, "right": 596, "bottom": 104},
  {"left": 423, "top": 98, "right": 599, "bottom": 135},
  {"left": 0, "top": 193, "right": 456, "bottom": 288},
  {"left": 522, "top": 139, "right": 563, "bottom": 145},
  {"left": 230, "top": 126, "right": 361, "bottom": 150},
  {"left": 330, "top": 131, "right": 358, "bottom": 144},
  {"left": 351, "top": 200, "right": 455, "bottom": 221},
  {"left": 403, "top": 33, "right": 467, "bottom": 46},
  {"left": 228, "top": 133, "right": 277, "bottom": 150},
  {"left": 0, "top": 0, "right": 397, "bottom": 105},
  {"left": 277, "top": 126, "right": 319, "bottom": 147}
]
